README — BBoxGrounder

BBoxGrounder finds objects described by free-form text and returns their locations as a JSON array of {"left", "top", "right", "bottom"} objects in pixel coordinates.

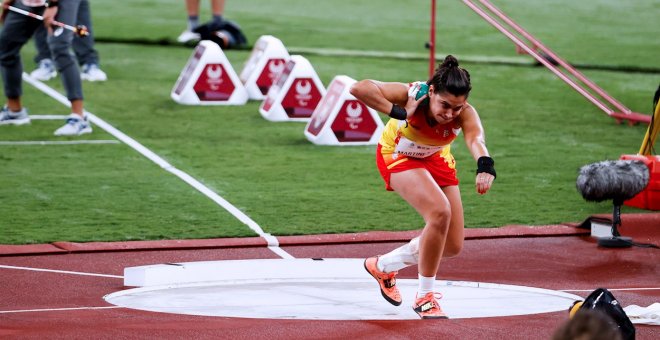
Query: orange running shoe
[
  {"left": 413, "top": 292, "right": 448, "bottom": 319},
  {"left": 363, "top": 256, "right": 402, "bottom": 306}
]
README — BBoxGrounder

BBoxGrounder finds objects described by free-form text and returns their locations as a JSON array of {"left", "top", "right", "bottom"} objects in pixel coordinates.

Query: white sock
[
  {"left": 417, "top": 274, "right": 435, "bottom": 297},
  {"left": 376, "top": 257, "right": 386, "bottom": 272},
  {"left": 377, "top": 236, "right": 420, "bottom": 273}
]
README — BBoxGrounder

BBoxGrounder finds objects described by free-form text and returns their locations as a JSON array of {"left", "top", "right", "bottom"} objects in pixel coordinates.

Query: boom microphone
[
  {"left": 576, "top": 159, "right": 651, "bottom": 248},
  {"left": 576, "top": 160, "right": 649, "bottom": 203}
]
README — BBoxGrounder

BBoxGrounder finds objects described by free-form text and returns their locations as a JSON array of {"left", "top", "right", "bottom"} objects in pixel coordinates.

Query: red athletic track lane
[{"left": 0, "top": 213, "right": 658, "bottom": 339}]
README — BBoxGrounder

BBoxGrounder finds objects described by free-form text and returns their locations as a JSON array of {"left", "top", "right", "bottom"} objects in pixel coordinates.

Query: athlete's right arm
[{"left": 350, "top": 80, "right": 409, "bottom": 115}]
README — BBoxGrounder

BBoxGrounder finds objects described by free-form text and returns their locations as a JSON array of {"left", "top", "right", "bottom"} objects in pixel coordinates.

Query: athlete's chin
[{"left": 434, "top": 116, "right": 452, "bottom": 124}]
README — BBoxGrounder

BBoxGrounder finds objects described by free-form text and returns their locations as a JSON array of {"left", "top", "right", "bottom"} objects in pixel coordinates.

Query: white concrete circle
[{"left": 105, "top": 258, "right": 581, "bottom": 320}]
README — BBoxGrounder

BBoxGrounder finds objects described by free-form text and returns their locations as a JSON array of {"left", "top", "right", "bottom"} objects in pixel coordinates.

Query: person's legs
[
  {"left": 390, "top": 168, "right": 452, "bottom": 319},
  {"left": 32, "top": 25, "right": 51, "bottom": 64},
  {"left": 48, "top": 0, "right": 83, "bottom": 108},
  {"left": 74, "top": 0, "right": 106, "bottom": 81},
  {"left": 210, "top": 0, "right": 225, "bottom": 24},
  {"left": 0, "top": 2, "right": 40, "bottom": 124},
  {"left": 390, "top": 169, "right": 451, "bottom": 278},
  {"left": 30, "top": 25, "right": 58, "bottom": 81},
  {"left": 48, "top": 0, "right": 92, "bottom": 136},
  {"left": 186, "top": 0, "right": 201, "bottom": 18},
  {"left": 177, "top": 0, "right": 201, "bottom": 43},
  {"left": 73, "top": 0, "right": 98, "bottom": 65},
  {"left": 440, "top": 185, "right": 464, "bottom": 258},
  {"left": 378, "top": 186, "right": 463, "bottom": 271}
]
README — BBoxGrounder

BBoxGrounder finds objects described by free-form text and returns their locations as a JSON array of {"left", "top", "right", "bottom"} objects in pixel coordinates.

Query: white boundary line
[
  {"left": 31, "top": 114, "right": 68, "bottom": 120},
  {"left": 0, "top": 306, "right": 121, "bottom": 314},
  {"left": 0, "top": 140, "right": 120, "bottom": 145},
  {"left": 0, "top": 264, "right": 123, "bottom": 278},
  {"left": 22, "top": 73, "right": 294, "bottom": 260}
]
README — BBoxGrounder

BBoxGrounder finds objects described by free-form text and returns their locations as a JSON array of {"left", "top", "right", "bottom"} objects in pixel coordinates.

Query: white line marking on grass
[
  {"left": 0, "top": 306, "right": 121, "bottom": 314},
  {"left": 560, "top": 287, "right": 660, "bottom": 292},
  {"left": 0, "top": 264, "right": 123, "bottom": 278},
  {"left": 31, "top": 114, "right": 68, "bottom": 120},
  {"left": 0, "top": 140, "right": 120, "bottom": 145},
  {"left": 22, "top": 73, "right": 294, "bottom": 260}
]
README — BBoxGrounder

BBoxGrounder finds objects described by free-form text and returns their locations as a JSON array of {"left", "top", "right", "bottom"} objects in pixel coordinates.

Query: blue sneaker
[
  {"left": 30, "top": 59, "right": 57, "bottom": 81},
  {"left": 54, "top": 114, "right": 92, "bottom": 136},
  {"left": 81, "top": 63, "right": 107, "bottom": 82},
  {"left": 0, "top": 106, "right": 30, "bottom": 125}
]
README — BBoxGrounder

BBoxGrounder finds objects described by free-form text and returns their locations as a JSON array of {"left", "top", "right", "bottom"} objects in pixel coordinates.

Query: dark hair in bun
[{"left": 428, "top": 55, "right": 471, "bottom": 97}]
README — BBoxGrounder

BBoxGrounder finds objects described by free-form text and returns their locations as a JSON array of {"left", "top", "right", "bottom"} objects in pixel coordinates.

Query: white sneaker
[
  {"left": 177, "top": 29, "right": 201, "bottom": 43},
  {"left": 30, "top": 59, "right": 57, "bottom": 81},
  {"left": 0, "top": 106, "right": 30, "bottom": 125},
  {"left": 81, "top": 64, "right": 107, "bottom": 82},
  {"left": 54, "top": 114, "right": 92, "bottom": 136}
]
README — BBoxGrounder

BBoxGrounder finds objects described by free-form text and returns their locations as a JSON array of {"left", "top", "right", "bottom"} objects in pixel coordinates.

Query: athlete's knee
[
  {"left": 442, "top": 241, "right": 463, "bottom": 258},
  {"left": 426, "top": 206, "right": 451, "bottom": 232}
]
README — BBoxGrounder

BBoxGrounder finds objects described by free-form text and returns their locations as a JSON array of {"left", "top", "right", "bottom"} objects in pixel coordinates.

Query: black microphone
[{"left": 576, "top": 160, "right": 650, "bottom": 248}]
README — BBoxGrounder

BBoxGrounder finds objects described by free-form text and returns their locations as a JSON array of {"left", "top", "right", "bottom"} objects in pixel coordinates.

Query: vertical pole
[{"left": 429, "top": 0, "right": 436, "bottom": 78}]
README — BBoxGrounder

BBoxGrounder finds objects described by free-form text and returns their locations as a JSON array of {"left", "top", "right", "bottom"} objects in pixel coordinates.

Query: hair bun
[{"left": 440, "top": 55, "right": 459, "bottom": 69}]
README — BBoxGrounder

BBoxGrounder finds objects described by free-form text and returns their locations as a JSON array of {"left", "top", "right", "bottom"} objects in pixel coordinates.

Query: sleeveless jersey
[{"left": 379, "top": 110, "right": 462, "bottom": 159}]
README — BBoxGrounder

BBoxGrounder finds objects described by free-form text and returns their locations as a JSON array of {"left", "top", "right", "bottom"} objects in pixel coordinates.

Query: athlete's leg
[
  {"left": 390, "top": 168, "right": 451, "bottom": 277},
  {"left": 380, "top": 187, "right": 462, "bottom": 270},
  {"left": 440, "top": 185, "right": 464, "bottom": 258}
]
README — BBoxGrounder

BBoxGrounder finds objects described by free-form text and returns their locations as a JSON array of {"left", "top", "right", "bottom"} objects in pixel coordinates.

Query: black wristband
[
  {"left": 389, "top": 104, "right": 407, "bottom": 120},
  {"left": 47, "top": 0, "right": 58, "bottom": 7},
  {"left": 476, "top": 156, "right": 496, "bottom": 179}
]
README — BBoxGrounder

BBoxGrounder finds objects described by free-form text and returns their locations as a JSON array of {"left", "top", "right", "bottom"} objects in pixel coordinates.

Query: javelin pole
[
  {"left": 429, "top": 0, "right": 436, "bottom": 78},
  {"left": 5, "top": 5, "right": 88, "bottom": 37}
]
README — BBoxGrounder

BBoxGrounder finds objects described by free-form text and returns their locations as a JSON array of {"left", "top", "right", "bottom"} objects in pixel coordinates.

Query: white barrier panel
[
  {"left": 171, "top": 40, "right": 248, "bottom": 105},
  {"left": 304, "top": 75, "right": 384, "bottom": 145},
  {"left": 239, "top": 35, "right": 290, "bottom": 100},
  {"left": 259, "top": 55, "right": 325, "bottom": 122}
]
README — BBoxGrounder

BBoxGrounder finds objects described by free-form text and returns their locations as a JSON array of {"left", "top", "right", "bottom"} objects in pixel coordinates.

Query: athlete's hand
[
  {"left": 475, "top": 172, "right": 494, "bottom": 195},
  {"left": 404, "top": 82, "right": 427, "bottom": 118}
]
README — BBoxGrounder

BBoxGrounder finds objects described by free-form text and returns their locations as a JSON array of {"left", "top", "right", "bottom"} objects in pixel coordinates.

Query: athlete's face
[{"left": 428, "top": 88, "right": 467, "bottom": 124}]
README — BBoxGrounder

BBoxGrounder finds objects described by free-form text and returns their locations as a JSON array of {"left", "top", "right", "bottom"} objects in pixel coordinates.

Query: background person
[
  {"left": 176, "top": 0, "right": 225, "bottom": 43},
  {"left": 553, "top": 309, "right": 624, "bottom": 340},
  {"left": 350, "top": 55, "right": 496, "bottom": 319},
  {"left": 0, "top": 0, "right": 92, "bottom": 135},
  {"left": 30, "top": 0, "right": 107, "bottom": 82}
]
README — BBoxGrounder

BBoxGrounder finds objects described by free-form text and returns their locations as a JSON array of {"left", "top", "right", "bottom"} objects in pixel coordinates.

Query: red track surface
[{"left": 1, "top": 214, "right": 658, "bottom": 339}]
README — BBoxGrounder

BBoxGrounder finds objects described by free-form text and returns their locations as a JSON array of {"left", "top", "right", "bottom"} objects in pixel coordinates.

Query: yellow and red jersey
[{"left": 379, "top": 108, "right": 462, "bottom": 169}]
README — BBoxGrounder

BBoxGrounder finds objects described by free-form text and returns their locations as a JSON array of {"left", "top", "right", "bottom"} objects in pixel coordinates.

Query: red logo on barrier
[
  {"left": 256, "top": 59, "right": 286, "bottom": 95},
  {"left": 331, "top": 100, "right": 378, "bottom": 142},
  {"left": 194, "top": 64, "right": 235, "bottom": 101},
  {"left": 281, "top": 78, "right": 323, "bottom": 118}
]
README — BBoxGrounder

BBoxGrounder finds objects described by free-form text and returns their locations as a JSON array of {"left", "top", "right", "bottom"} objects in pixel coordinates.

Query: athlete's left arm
[{"left": 460, "top": 105, "right": 495, "bottom": 195}]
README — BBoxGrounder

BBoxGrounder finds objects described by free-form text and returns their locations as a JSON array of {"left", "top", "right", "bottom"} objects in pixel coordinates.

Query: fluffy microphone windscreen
[{"left": 576, "top": 160, "right": 649, "bottom": 202}]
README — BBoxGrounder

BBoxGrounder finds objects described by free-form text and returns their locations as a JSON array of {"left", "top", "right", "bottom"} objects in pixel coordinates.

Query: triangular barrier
[
  {"left": 259, "top": 55, "right": 326, "bottom": 122},
  {"left": 171, "top": 40, "right": 248, "bottom": 105},
  {"left": 304, "top": 75, "right": 384, "bottom": 145},
  {"left": 239, "top": 35, "right": 291, "bottom": 100}
]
